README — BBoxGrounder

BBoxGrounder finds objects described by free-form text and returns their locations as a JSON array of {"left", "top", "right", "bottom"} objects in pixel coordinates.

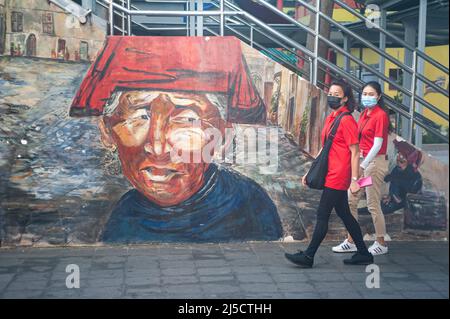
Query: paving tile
[{"left": 0, "top": 242, "right": 448, "bottom": 299}]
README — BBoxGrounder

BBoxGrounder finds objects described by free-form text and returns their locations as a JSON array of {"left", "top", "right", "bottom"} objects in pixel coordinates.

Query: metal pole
[
  {"left": 220, "top": 0, "right": 224, "bottom": 36},
  {"left": 198, "top": 0, "right": 204, "bottom": 36},
  {"left": 403, "top": 20, "right": 416, "bottom": 140},
  {"left": 189, "top": 0, "right": 195, "bottom": 36},
  {"left": 343, "top": 35, "right": 350, "bottom": 72},
  {"left": 121, "top": 0, "right": 125, "bottom": 35},
  {"left": 127, "top": 0, "right": 131, "bottom": 35},
  {"left": 109, "top": 0, "right": 114, "bottom": 35},
  {"left": 415, "top": 0, "right": 427, "bottom": 148},
  {"left": 379, "top": 8, "right": 386, "bottom": 86},
  {"left": 396, "top": 112, "right": 401, "bottom": 135},
  {"left": 409, "top": 51, "right": 417, "bottom": 143},
  {"left": 186, "top": 0, "right": 189, "bottom": 36},
  {"left": 312, "top": 0, "right": 320, "bottom": 86}
]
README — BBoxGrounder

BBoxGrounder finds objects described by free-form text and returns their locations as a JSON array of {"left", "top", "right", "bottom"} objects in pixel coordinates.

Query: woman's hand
[
  {"left": 302, "top": 175, "right": 308, "bottom": 187},
  {"left": 349, "top": 180, "right": 361, "bottom": 194},
  {"left": 359, "top": 166, "right": 364, "bottom": 178}
]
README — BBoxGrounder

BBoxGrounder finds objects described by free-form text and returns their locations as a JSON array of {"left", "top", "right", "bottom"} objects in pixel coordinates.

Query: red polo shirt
[
  {"left": 358, "top": 105, "right": 389, "bottom": 157},
  {"left": 321, "top": 106, "right": 358, "bottom": 191}
]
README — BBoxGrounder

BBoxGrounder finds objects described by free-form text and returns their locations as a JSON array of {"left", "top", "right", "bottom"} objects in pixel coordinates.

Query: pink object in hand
[{"left": 357, "top": 176, "right": 373, "bottom": 188}]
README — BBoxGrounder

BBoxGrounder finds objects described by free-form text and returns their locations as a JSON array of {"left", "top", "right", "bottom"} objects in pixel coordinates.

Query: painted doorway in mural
[
  {"left": 57, "top": 39, "right": 66, "bottom": 58},
  {"left": 26, "top": 34, "right": 37, "bottom": 56},
  {"left": 79, "top": 41, "right": 88, "bottom": 61}
]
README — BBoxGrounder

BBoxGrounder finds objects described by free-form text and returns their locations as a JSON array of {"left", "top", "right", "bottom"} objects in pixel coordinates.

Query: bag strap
[
  {"left": 324, "top": 112, "right": 351, "bottom": 143},
  {"left": 358, "top": 112, "right": 371, "bottom": 141}
]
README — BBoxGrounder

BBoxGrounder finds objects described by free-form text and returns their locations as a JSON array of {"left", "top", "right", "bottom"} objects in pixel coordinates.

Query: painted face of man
[
  {"left": 99, "top": 90, "right": 227, "bottom": 207},
  {"left": 397, "top": 153, "right": 408, "bottom": 170}
]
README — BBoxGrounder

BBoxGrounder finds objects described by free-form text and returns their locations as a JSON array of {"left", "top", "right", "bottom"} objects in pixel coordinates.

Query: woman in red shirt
[
  {"left": 332, "top": 81, "right": 391, "bottom": 256},
  {"left": 285, "top": 80, "right": 373, "bottom": 268}
]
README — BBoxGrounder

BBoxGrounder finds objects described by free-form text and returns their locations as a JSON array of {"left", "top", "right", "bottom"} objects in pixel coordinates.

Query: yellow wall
[
  {"left": 333, "top": 8, "right": 359, "bottom": 23},
  {"left": 336, "top": 45, "right": 449, "bottom": 128}
]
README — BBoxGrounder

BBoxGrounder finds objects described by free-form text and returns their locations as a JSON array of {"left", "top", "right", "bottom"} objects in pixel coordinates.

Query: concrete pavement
[{"left": 0, "top": 241, "right": 448, "bottom": 299}]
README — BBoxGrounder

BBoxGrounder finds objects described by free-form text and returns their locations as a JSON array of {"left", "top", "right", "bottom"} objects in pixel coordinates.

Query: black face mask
[{"left": 327, "top": 96, "right": 343, "bottom": 110}]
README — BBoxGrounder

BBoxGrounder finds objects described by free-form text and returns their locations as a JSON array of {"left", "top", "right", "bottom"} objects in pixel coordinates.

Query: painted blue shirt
[{"left": 101, "top": 164, "right": 282, "bottom": 243}]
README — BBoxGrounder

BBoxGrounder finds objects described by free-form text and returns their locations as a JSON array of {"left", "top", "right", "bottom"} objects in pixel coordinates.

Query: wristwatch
[{"left": 352, "top": 177, "right": 358, "bottom": 181}]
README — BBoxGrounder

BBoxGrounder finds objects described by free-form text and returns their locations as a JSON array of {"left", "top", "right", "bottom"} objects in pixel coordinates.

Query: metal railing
[{"left": 96, "top": 0, "right": 449, "bottom": 144}]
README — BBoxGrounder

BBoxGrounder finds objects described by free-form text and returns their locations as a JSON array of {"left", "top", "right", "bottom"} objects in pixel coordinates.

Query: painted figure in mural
[
  {"left": 381, "top": 140, "right": 423, "bottom": 215},
  {"left": 70, "top": 36, "right": 282, "bottom": 243}
]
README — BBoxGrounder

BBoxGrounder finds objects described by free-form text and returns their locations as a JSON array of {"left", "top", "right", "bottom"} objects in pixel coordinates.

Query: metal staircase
[{"left": 94, "top": 0, "right": 449, "bottom": 145}]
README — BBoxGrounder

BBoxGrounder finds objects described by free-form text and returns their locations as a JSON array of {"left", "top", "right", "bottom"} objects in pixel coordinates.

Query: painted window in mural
[
  {"left": 69, "top": 37, "right": 283, "bottom": 243},
  {"left": 42, "top": 12, "right": 54, "bottom": 35},
  {"left": 11, "top": 11, "right": 23, "bottom": 33}
]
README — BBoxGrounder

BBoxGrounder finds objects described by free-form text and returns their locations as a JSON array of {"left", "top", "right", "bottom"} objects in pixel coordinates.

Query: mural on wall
[{"left": 0, "top": 36, "right": 448, "bottom": 247}]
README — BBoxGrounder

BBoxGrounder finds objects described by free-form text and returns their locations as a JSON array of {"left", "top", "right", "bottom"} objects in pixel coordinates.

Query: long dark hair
[
  {"left": 329, "top": 79, "right": 357, "bottom": 113},
  {"left": 362, "top": 81, "right": 394, "bottom": 133}
]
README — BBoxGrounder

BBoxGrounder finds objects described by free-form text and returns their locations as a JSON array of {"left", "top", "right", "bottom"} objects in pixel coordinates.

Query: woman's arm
[
  {"left": 349, "top": 143, "right": 361, "bottom": 193},
  {"left": 360, "top": 137, "right": 383, "bottom": 169}
]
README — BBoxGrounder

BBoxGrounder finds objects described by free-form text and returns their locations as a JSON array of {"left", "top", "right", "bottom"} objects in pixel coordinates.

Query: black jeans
[{"left": 304, "top": 187, "right": 370, "bottom": 258}]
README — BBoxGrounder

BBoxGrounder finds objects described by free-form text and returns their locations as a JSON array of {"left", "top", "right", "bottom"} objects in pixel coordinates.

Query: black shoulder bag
[{"left": 305, "top": 112, "right": 351, "bottom": 190}]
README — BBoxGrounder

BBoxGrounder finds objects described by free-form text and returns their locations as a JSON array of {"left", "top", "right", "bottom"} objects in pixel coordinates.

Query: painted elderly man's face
[{"left": 99, "top": 90, "right": 227, "bottom": 207}]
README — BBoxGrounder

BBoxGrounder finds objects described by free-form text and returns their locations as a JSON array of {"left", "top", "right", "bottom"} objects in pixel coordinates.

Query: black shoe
[
  {"left": 284, "top": 251, "right": 314, "bottom": 268},
  {"left": 343, "top": 252, "right": 374, "bottom": 265}
]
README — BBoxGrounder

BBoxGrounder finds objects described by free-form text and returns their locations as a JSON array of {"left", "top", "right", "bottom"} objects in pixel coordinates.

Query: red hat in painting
[{"left": 70, "top": 36, "right": 266, "bottom": 124}]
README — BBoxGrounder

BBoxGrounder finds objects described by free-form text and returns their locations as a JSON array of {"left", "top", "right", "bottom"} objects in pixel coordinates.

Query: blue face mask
[{"left": 361, "top": 96, "right": 378, "bottom": 108}]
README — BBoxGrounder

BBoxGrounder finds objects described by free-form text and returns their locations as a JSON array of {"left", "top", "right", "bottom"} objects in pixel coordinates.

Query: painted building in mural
[{"left": 0, "top": 0, "right": 105, "bottom": 61}]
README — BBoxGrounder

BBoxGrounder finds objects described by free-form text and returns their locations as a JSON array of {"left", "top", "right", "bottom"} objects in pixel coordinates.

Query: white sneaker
[
  {"left": 368, "top": 241, "right": 388, "bottom": 256},
  {"left": 332, "top": 239, "right": 357, "bottom": 253}
]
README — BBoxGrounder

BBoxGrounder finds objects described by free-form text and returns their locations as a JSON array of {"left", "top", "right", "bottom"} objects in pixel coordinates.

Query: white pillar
[{"left": 197, "top": 0, "right": 203, "bottom": 36}]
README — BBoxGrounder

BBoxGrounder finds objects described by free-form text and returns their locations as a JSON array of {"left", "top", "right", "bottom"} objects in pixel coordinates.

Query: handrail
[
  {"left": 213, "top": 0, "right": 449, "bottom": 120},
  {"left": 214, "top": 0, "right": 448, "bottom": 98},
  {"left": 209, "top": 16, "right": 309, "bottom": 79},
  {"left": 229, "top": 0, "right": 449, "bottom": 140},
  {"left": 316, "top": 56, "right": 448, "bottom": 142},
  {"left": 96, "top": 0, "right": 449, "bottom": 143},
  {"left": 253, "top": 0, "right": 449, "bottom": 99},
  {"left": 333, "top": 0, "right": 449, "bottom": 75},
  {"left": 209, "top": 1, "right": 311, "bottom": 66},
  {"left": 244, "top": 0, "right": 448, "bottom": 100}
]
